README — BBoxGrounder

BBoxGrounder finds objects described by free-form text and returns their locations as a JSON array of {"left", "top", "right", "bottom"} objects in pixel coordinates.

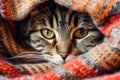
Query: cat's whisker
[
  {"left": 20, "top": 51, "right": 41, "bottom": 54},
  {"left": 7, "top": 52, "right": 44, "bottom": 60},
  {"left": 26, "top": 58, "right": 48, "bottom": 63}
]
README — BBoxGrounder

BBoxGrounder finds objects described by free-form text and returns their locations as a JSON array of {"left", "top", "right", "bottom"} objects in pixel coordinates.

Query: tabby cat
[{"left": 18, "top": 1, "right": 104, "bottom": 65}]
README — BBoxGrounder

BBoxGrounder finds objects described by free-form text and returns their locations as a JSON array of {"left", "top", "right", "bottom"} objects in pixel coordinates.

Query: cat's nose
[{"left": 59, "top": 52, "right": 69, "bottom": 60}]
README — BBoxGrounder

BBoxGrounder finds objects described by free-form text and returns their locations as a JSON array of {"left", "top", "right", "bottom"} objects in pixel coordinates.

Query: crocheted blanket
[{"left": 0, "top": 0, "right": 120, "bottom": 80}]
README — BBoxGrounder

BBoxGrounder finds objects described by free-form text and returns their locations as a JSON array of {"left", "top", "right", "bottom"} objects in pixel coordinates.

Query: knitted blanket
[{"left": 0, "top": 0, "right": 120, "bottom": 80}]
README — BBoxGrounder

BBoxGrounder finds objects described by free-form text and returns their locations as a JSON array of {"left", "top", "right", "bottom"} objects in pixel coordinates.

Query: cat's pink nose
[{"left": 59, "top": 52, "right": 69, "bottom": 60}]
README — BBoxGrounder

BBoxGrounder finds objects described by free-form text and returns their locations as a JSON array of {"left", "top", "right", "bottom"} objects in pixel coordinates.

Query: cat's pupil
[
  {"left": 74, "top": 28, "right": 88, "bottom": 39},
  {"left": 41, "top": 29, "right": 55, "bottom": 39},
  {"left": 78, "top": 29, "right": 83, "bottom": 34},
  {"left": 45, "top": 30, "right": 49, "bottom": 34}
]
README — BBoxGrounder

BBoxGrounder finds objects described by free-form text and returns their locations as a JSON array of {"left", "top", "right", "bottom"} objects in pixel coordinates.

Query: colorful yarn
[
  {"left": 0, "top": 0, "right": 47, "bottom": 20},
  {"left": 0, "top": 0, "right": 120, "bottom": 80},
  {"left": 101, "top": 13, "right": 120, "bottom": 36},
  {"left": 0, "top": 59, "right": 22, "bottom": 76},
  {"left": 54, "top": 0, "right": 120, "bottom": 24}
]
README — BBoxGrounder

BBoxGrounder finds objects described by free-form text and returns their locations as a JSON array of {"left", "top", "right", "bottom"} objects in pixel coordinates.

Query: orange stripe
[
  {"left": 7, "top": 26, "right": 19, "bottom": 55},
  {"left": 21, "top": 65, "right": 34, "bottom": 74},
  {"left": 30, "top": 65, "right": 41, "bottom": 73},
  {"left": 1, "top": 25, "right": 13, "bottom": 55},
  {"left": 90, "top": 0, "right": 107, "bottom": 16},
  {"left": 4, "top": 0, "right": 16, "bottom": 19},
  {"left": 1, "top": 23, "right": 23, "bottom": 56},
  {"left": 98, "top": 46, "right": 117, "bottom": 67},
  {"left": 38, "top": 64, "right": 47, "bottom": 72},
  {"left": 86, "top": 0, "right": 93, "bottom": 11},
  {"left": 95, "top": 0, "right": 118, "bottom": 22},
  {"left": 104, "top": 43, "right": 120, "bottom": 62},
  {"left": 91, "top": 49, "right": 110, "bottom": 70},
  {"left": 14, "top": 0, "right": 20, "bottom": 19},
  {"left": 111, "top": 51, "right": 120, "bottom": 62},
  {"left": 5, "top": 0, "right": 26, "bottom": 54},
  {"left": 71, "top": 0, "right": 79, "bottom": 10},
  {"left": 78, "top": 0, "right": 87, "bottom": 11},
  {"left": 10, "top": 23, "right": 25, "bottom": 54}
]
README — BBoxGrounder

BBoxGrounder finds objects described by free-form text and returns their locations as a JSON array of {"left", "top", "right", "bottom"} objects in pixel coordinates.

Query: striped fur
[
  {"left": 0, "top": 0, "right": 120, "bottom": 80},
  {"left": 18, "top": 1, "right": 104, "bottom": 64}
]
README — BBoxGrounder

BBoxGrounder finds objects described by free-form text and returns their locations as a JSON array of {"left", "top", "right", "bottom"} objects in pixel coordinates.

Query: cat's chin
[
  {"left": 46, "top": 55, "right": 64, "bottom": 65},
  {"left": 49, "top": 55, "right": 76, "bottom": 65}
]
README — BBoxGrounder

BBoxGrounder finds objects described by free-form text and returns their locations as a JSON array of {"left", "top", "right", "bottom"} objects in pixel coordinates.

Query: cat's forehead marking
[{"left": 31, "top": 3, "right": 95, "bottom": 32}]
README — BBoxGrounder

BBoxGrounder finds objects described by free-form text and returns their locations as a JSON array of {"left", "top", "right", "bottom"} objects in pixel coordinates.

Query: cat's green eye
[
  {"left": 41, "top": 29, "right": 55, "bottom": 39},
  {"left": 74, "top": 28, "right": 88, "bottom": 39}
]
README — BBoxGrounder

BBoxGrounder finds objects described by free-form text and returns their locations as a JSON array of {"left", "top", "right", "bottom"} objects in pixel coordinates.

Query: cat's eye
[
  {"left": 74, "top": 28, "right": 88, "bottom": 39},
  {"left": 41, "top": 29, "right": 55, "bottom": 39}
]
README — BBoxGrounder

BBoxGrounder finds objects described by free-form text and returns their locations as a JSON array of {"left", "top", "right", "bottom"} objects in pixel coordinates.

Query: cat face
[{"left": 19, "top": 1, "right": 104, "bottom": 64}]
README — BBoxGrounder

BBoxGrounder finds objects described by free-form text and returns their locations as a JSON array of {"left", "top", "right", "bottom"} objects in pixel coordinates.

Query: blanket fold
[{"left": 0, "top": 0, "right": 120, "bottom": 80}]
